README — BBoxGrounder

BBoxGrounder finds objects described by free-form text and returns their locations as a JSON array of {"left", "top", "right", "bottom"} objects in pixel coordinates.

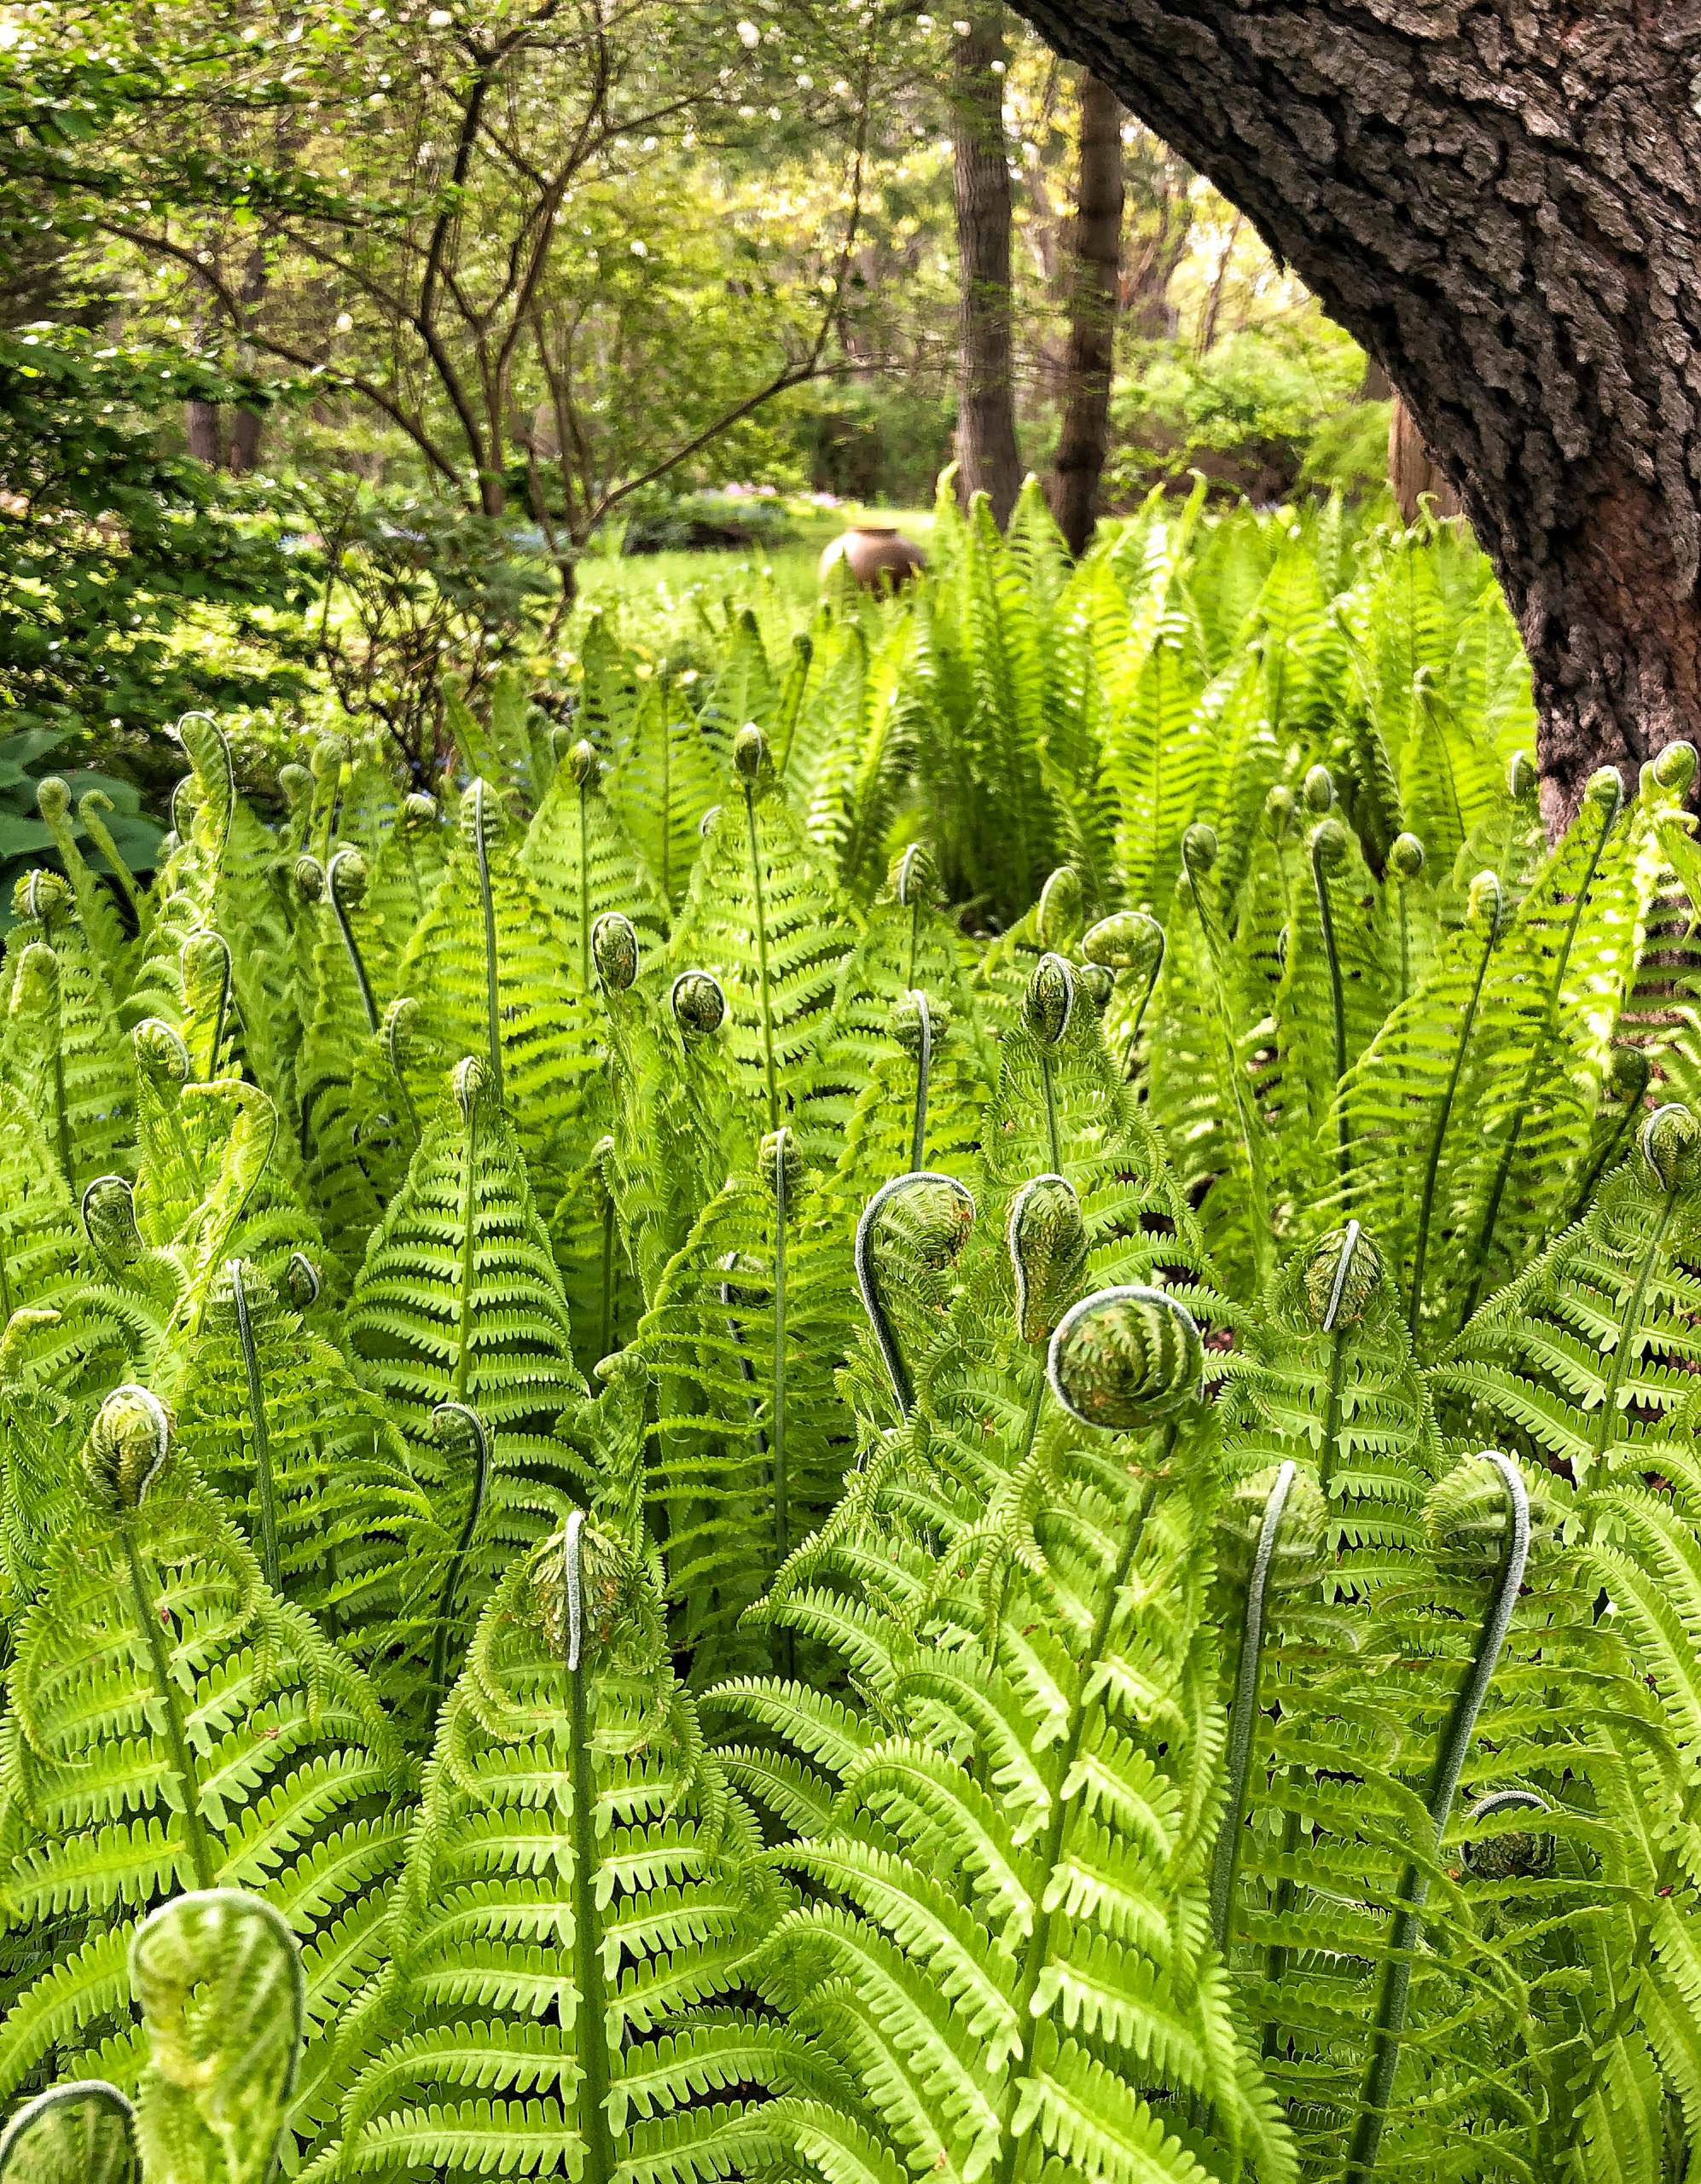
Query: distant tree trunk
[
  {"left": 1388, "top": 392, "right": 1464, "bottom": 526},
  {"left": 1194, "top": 212, "right": 1242, "bottom": 357},
  {"left": 1049, "top": 71, "right": 1124, "bottom": 555},
  {"left": 185, "top": 399, "right": 223, "bottom": 467},
  {"left": 1007, "top": 0, "right": 1701, "bottom": 825},
  {"left": 226, "top": 244, "right": 270, "bottom": 477},
  {"left": 951, "top": 3, "right": 1024, "bottom": 526}
]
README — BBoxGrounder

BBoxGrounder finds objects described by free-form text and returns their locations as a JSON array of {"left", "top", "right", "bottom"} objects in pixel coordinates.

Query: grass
[{"left": 569, "top": 502, "right": 934, "bottom": 662}]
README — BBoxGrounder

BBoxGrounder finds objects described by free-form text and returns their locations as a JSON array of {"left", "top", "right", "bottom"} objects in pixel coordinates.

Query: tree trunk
[
  {"left": 951, "top": 3, "right": 1025, "bottom": 526},
  {"left": 185, "top": 400, "right": 223, "bottom": 467},
  {"left": 1005, "top": 0, "right": 1701, "bottom": 824},
  {"left": 1049, "top": 71, "right": 1125, "bottom": 555},
  {"left": 1389, "top": 393, "right": 1463, "bottom": 526}
]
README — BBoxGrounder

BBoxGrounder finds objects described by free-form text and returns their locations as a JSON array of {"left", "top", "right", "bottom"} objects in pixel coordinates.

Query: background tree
[
  {"left": 949, "top": 2, "right": 1023, "bottom": 521},
  {"left": 1007, "top": 0, "right": 1701, "bottom": 818},
  {"left": 1048, "top": 67, "right": 1122, "bottom": 552}
]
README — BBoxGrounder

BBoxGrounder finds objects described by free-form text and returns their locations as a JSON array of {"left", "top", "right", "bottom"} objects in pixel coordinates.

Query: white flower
[
  {"left": 427, "top": 8, "right": 452, "bottom": 23},
  {"left": 630, "top": 239, "right": 648, "bottom": 257},
  {"left": 953, "top": 18, "right": 970, "bottom": 32},
  {"left": 736, "top": 18, "right": 760, "bottom": 44},
  {"left": 334, "top": 311, "right": 354, "bottom": 332}
]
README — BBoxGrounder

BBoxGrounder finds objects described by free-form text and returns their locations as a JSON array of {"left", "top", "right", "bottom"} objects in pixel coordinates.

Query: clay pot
[{"left": 819, "top": 524, "right": 926, "bottom": 591}]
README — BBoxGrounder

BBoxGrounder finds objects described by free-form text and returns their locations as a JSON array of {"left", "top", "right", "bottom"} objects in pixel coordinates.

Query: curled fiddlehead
[
  {"left": 1024, "top": 952, "right": 1075, "bottom": 1175},
  {"left": 1083, "top": 907, "right": 1164, "bottom": 1073},
  {"left": 591, "top": 909, "right": 639, "bottom": 996},
  {"left": 0, "top": 2082, "right": 136, "bottom": 2184},
  {"left": 854, "top": 1170, "right": 976, "bottom": 1416},
  {"left": 181, "top": 929, "right": 234, "bottom": 1080},
  {"left": 130, "top": 1886, "right": 305, "bottom": 2184},
  {"left": 326, "top": 846, "right": 380, "bottom": 1037},
  {"left": 1046, "top": 1282, "right": 1203, "bottom": 1433}
]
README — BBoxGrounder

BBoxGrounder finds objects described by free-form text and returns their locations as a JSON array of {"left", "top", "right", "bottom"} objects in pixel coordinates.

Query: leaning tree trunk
[
  {"left": 1008, "top": 0, "right": 1701, "bottom": 824},
  {"left": 1049, "top": 70, "right": 1125, "bottom": 555},
  {"left": 951, "top": 3, "right": 1025, "bottom": 526}
]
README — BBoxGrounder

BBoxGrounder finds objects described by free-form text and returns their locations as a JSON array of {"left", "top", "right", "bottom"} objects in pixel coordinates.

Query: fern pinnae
[
  {"left": 1344, "top": 1449, "right": 1530, "bottom": 2184},
  {"left": 1567, "top": 1044, "right": 1650, "bottom": 1221},
  {"left": 854, "top": 1172, "right": 976, "bottom": 1418},
  {"left": 1406, "top": 869, "right": 1501, "bottom": 1336}
]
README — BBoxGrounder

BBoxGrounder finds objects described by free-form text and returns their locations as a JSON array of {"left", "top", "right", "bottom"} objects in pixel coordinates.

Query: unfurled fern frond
[
  {"left": 344, "top": 1058, "right": 589, "bottom": 1699},
  {"left": 306, "top": 1508, "right": 799, "bottom": 2184},
  {"left": 669, "top": 729, "right": 856, "bottom": 1137},
  {"left": 172, "top": 1259, "right": 427, "bottom": 1663},
  {"left": 640, "top": 1130, "right": 858, "bottom": 1681},
  {"left": 605, "top": 676, "right": 723, "bottom": 912},
  {"left": 391, "top": 781, "right": 601, "bottom": 1184},
  {"left": 522, "top": 739, "right": 669, "bottom": 987},
  {"left": 0, "top": 1389, "right": 409, "bottom": 2134}
]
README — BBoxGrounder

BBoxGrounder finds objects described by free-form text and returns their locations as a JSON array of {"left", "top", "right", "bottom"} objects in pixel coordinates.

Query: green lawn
[{"left": 570, "top": 502, "right": 934, "bottom": 660}]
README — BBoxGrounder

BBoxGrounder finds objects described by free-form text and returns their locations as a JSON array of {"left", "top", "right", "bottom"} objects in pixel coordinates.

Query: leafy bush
[{"left": 4, "top": 492, "right": 1701, "bottom": 2184}]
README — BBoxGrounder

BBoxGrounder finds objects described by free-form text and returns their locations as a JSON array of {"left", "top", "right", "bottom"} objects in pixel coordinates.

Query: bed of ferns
[{"left": 2, "top": 484, "right": 1701, "bottom": 2184}]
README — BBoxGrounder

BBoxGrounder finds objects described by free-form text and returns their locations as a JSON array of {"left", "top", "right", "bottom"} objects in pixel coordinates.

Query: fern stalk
[
  {"left": 564, "top": 1509, "right": 620, "bottom": 2184},
  {"left": 327, "top": 850, "right": 380, "bottom": 1037},
  {"left": 988, "top": 1460, "right": 1165, "bottom": 2184},
  {"left": 427, "top": 1403, "right": 491, "bottom": 1710},
  {"left": 1313, "top": 823, "right": 1350, "bottom": 1188},
  {"left": 1407, "top": 877, "right": 1501, "bottom": 1337},
  {"left": 120, "top": 1528, "right": 218, "bottom": 1890},
  {"left": 1344, "top": 1450, "right": 1530, "bottom": 2182},
  {"left": 1458, "top": 781, "right": 1618, "bottom": 1325},
  {"left": 227, "top": 1259, "right": 282, "bottom": 1593},
  {"left": 471, "top": 780, "right": 504, "bottom": 1101},
  {"left": 1208, "top": 1459, "right": 1298, "bottom": 1951},
  {"left": 743, "top": 780, "right": 781, "bottom": 1133}
]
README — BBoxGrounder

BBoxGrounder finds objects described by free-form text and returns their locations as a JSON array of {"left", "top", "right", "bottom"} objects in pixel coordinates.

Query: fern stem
[
  {"left": 1458, "top": 793, "right": 1617, "bottom": 1327},
  {"left": 1568, "top": 1095, "right": 1642, "bottom": 1222},
  {"left": 1208, "top": 1460, "right": 1296, "bottom": 1953},
  {"left": 598, "top": 1192, "right": 617, "bottom": 1364},
  {"left": 427, "top": 1405, "right": 491, "bottom": 1711},
  {"left": 1344, "top": 1452, "right": 1530, "bottom": 2184},
  {"left": 578, "top": 772, "right": 591, "bottom": 989},
  {"left": 771, "top": 1155, "right": 793, "bottom": 1682},
  {"left": 990, "top": 1458, "right": 1166, "bottom": 2184},
  {"left": 472, "top": 781, "right": 503, "bottom": 1102},
  {"left": 1186, "top": 851, "right": 1271, "bottom": 1283},
  {"left": 122, "top": 1531, "right": 217, "bottom": 1891},
  {"left": 743, "top": 785, "right": 781, "bottom": 1132},
  {"left": 228, "top": 1261, "right": 282, "bottom": 1594},
  {"left": 1407, "top": 904, "right": 1500, "bottom": 1339},
  {"left": 1312, "top": 832, "right": 1350, "bottom": 1188},
  {"left": 1122, "top": 942, "right": 1164, "bottom": 1082},
  {"left": 563, "top": 1510, "right": 619, "bottom": 2184},
  {"left": 1038, "top": 1051, "right": 1062, "bottom": 1176},
  {"left": 327, "top": 851, "right": 380, "bottom": 1037},
  {"left": 910, "top": 991, "right": 933, "bottom": 1173}
]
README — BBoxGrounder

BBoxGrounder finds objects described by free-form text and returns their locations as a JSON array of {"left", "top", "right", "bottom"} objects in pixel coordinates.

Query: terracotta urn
[{"left": 819, "top": 523, "right": 926, "bottom": 591}]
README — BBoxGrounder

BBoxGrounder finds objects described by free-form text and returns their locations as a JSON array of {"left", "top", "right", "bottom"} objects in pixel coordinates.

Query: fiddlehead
[
  {"left": 1344, "top": 1449, "right": 1531, "bottom": 2183},
  {"left": 734, "top": 724, "right": 781, "bottom": 1130},
  {"left": 854, "top": 1170, "right": 976, "bottom": 1415},
  {"left": 180, "top": 929, "right": 234, "bottom": 1080},
  {"left": 0, "top": 2083, "right": 136, "bottom": 2184},
  {"left": 569, "top": 739, "right": 600, "bottom": 986},
  {"left": 1083, "top": 907, "right": 1164, "bottom": 1076}
]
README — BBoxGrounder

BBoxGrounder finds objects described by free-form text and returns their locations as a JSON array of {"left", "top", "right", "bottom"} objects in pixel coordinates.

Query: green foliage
[{"left": 7, "top": 502, "right": 1701, "bottom": 2184}]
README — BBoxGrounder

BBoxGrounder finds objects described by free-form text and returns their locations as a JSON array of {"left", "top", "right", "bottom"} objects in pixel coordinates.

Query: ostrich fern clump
[{"left": 6, "top": 503, "right": 1701, "bottom": 2181}]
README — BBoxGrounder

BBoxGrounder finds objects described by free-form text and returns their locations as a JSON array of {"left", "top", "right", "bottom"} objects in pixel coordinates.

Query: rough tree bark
[
  {"left": 1050, "top": 70, "right": 1125, "bottom": 555},
  {"left": 1007, "top": 0, "right": 1701, "bottom": 823},
  {"left": 951, "top": 3, "right": 1025, "bottom": 526}
]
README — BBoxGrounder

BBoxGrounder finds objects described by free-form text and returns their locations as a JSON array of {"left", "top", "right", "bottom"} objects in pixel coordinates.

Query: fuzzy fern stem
[
  {"left": 1458, "top": 779, "right": 1618, "bottom": 1326},
  {"left": 598, "top": 1192, "right": 617, "bottom": 1364},
  {"left": 743, "top": 783, "right": 781, "bottom": 1134},
  {"left": 122, "top": 1531, "right": 218, "bottom": 1891},
  {"left": 470, "top": 781, "right": 504, "bottom": 1102},
  {"left": 1208, "top": 1459, "right": 1297, "bottom": 1952},
  {"left": 1344, "top": 1450, "right": 1530, "bottom": 2183},
  {"left": 854, "top": 1172, "right": 975, "bottom": 1417},
  {"left": 563, "top": 1509, "right": 619, "bottom": 2184},
  {"left": 1312, "top": 824, "right": 1350, "bottom": 1188},
  {"left": 427, "top": 1403, "right": 491, "bottom": 1711},
  {"left": 326, "top": 850, "right": 380, "bottom": 1037},
  {"left": 909, "top": 990, "right": 933, "bottom": 1173},
  {"left": 771, "top": 1145, "right": 793, "bottom": 1681},
  {"left": 1408, "top": 877, "right": 1501, "bottom": 1338},
  {"left": 989, "top": 1454, "right": 1168, "bottom": 2184},
  {"left": 227, "top": 1260, "right": 282, "bottom": 1594}
]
